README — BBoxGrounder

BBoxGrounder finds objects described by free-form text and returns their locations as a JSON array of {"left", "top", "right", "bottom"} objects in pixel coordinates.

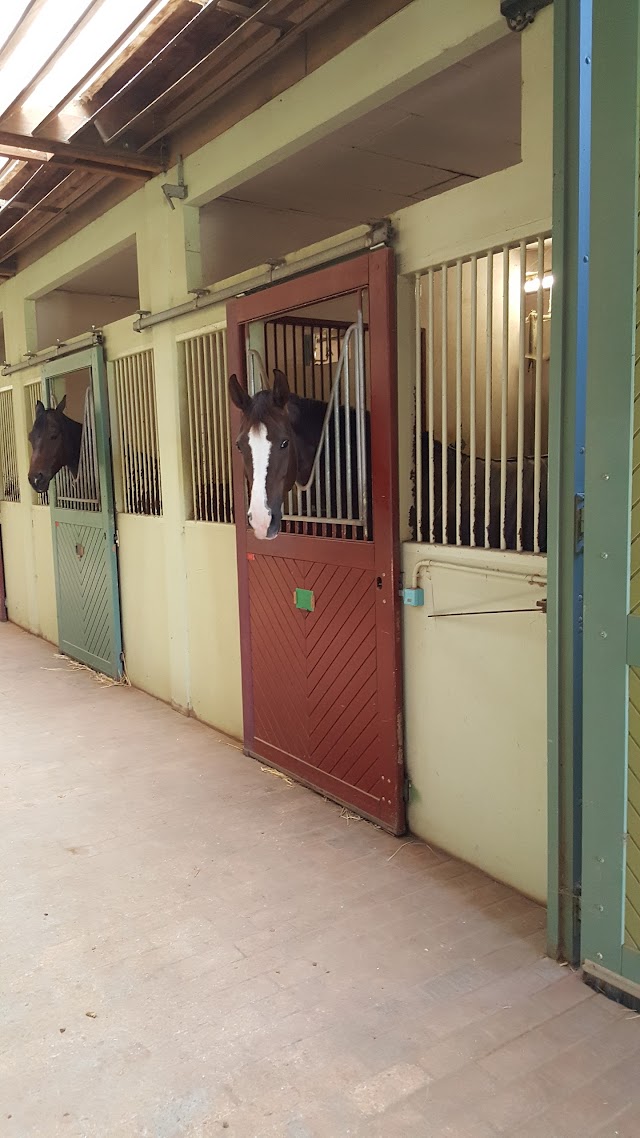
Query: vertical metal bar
[
  {"left": 415, "top": 274, "right": 423, "bottom": 542},
  {"left": 517, "top": 239, "right": 527, "bottom": 551},
  {"left": 188, "top": 341, "right": 199, "bottom": 519},
  {"left": 124, "top": 358, "right": 136, "bottom": 512},
  {"left": 89, "top": 385, "right": 99, "bottom": 509},
  {"left": 185, "top": 342, "right": 198, "bottom": 521},
  {"left": 323, "top": 329, "right": 331, "bottom": 534},
  {"left": 355, "top": 313, "right": 367, "bottom": 537},
  {"left": 441, "top": 265, "right": 449, "bottom": 544},
  {"left": 218, "top": 331, "right": 232, "bottom": 523},
  {"left": 470, "top": 255, "right": 478, "bottom": 547},
  {"left": 115, "top": 364, "right": 128, "bottom": 513},
  {"left": 151, "top": 352, "right": 162, "bottom": 513},
  {"left": 214, "top": 331, "right": 226, "bottom": 523},
  {"left": 334, "top": 337, "right": 342, "bottom": 537},
  {"left": 127, "top": 355, "right": 143, "bottom": 514},
  {"left": 119, "top": 359, "right": 134, "bottom": 513},
  {"left": 201, "top": 336, "right": 213, "bottom": 522},
  {"left": 211, "top": 332, "right": 222, "bottom": 523},
  {"left": 345, "top": 326, "right": 353, "bottom": 522},
  {"left": 428, "top": 270, "right": 435, "bottom": 544},
  {"left": 133, "top": 356, "right": 146, "bottom": 512},
  {"left": 455, "top": 258, "right": 463, "bottom": 545},
  {"left": 534, "top": 236, "right": 545, "bottom": 553},
  {"left": 132, "top": 354, "right": 147, "bottom": 514},
  {"left": 309, "top": 327, "right": 320, "bottom": 534},
  {"left": 196, "top": 339, "right": 207, "bottom": 520},
  {"left": 500, "top": 245, "right": 510, "bottom": 550},
  {"left": 144, "top": 350, "right": 159, "bottom": 516},
  {"left": 113, "top": 365, "right": 123, "bottom": 511},
  {"left": 206, "top": 333, "right": 221, "bottom": 522},
  {"left": 291, "top": 325, "right": 302, "bottom": 530},
  {"left": 485, "top": 252, "right": 494, "bottom": 548}
]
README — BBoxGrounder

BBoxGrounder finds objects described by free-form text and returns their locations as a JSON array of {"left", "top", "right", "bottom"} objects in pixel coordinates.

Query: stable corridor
[{"left": 1, "top": 623, "right": 639, "bottom": 1138}]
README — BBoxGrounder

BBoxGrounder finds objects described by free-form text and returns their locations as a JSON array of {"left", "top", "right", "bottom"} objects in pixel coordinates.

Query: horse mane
[{"left": 59, "top": 411, "right": 83, "bottom": 477}]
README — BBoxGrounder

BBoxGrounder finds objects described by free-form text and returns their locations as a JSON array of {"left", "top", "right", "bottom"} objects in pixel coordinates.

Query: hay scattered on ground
[
  {"left": 260, "top": 765, "right": 294, "bottom": 787},
  {"left": 339, "top": 807, "right": 361, "bottom": 823},
  {"left": 52, "top": 653, "right": 131, "bottom": 688}
]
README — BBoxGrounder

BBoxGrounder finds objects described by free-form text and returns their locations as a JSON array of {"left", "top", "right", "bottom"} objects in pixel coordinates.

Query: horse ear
[
  {"left": 272, "top": 369, "right": 290, "bottom": 408},
  {"left": 35, "top": 400, "right": 45, "bottom": 417},
  {"left": 56, "top": 394, "right": 67, "bottom": 414},
  {"left": 228, "top": 374, "right": 250, "bottom": 412}
]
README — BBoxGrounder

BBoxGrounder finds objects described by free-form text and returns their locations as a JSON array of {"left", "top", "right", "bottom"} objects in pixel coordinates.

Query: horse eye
[{"left": 280, "top": 439, "right": 289, "bottom": 450}]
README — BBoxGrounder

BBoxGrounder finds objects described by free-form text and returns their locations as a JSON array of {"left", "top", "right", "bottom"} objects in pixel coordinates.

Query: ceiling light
[{"left": 524, "top": 273, "right": 553, "bottom": 294}]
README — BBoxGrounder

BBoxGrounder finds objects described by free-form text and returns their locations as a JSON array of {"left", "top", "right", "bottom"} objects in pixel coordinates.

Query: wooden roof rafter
[{"left": 0, "top": 129, "right": 164, "bottom": 179}]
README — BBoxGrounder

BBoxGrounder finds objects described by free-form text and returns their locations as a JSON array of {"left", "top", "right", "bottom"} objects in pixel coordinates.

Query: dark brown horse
[
  {"left": 229, "top": 369, "right": 371, "bottom": 540},
  {"left": 28, "top": 397, "right": 82, "bottom": 495}
]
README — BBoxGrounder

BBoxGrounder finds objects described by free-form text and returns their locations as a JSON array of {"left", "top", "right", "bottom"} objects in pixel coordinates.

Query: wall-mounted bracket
[
  {"left": 162, "top": 156, "right": 188, "bottom": 210},
  {"left": 500, "top": 0, "right": 552, "bottom": 32}
]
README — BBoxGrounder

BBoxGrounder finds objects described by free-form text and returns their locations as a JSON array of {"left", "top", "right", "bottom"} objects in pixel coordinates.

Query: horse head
[
  {"left": 28, "top": 396, "right": 81, "bottom": 494},
  {"left": 229, "top": 369, "right": 299, "bottom": 541}
]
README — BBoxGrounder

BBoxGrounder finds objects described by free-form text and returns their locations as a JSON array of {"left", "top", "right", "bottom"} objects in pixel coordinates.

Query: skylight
[{"left": 25, "top": 0, "right": 172, "bottom": 118}]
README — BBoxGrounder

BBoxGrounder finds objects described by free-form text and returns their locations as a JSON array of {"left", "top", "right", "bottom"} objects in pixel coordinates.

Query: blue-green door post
[
  {"left": 547, "top": 0, "right": 591, "bottom": 963},
  {"left": 580, "top": 0, "right": 640, "bottom": 976}
]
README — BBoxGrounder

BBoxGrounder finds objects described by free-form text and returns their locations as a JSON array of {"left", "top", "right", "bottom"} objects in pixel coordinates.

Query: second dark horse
[{"left": 28, "top": 397, "right": 82, "bottom": 495}]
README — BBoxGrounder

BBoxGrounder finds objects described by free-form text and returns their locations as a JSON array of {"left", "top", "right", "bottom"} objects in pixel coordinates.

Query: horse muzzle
[
  {"left": 248, "top": 505, "right": 281, "bottom": 541},
  {"left": 28, "top": 471, "right": 51, "bottom": 494}
]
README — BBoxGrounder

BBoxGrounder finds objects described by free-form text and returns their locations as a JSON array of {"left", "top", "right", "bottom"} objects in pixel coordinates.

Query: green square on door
[{"left": 294, "top": 588, "right": 314, "bottom": 612}]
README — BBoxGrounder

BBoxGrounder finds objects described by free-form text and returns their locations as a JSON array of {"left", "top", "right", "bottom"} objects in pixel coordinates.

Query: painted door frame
[
  {"left": 227, "top": 247, "right": 405, "bottom": 833},
  {"left": 44, "top": 345, "right": 123, "bottom": 679},
  {"left": 577, "top": 0, "right": 640, "bottom": 988}
]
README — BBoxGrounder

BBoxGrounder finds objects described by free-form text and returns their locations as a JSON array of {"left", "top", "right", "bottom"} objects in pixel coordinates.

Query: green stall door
[{"left": 42, "top": 346, "right": 122, "bottom": 679}]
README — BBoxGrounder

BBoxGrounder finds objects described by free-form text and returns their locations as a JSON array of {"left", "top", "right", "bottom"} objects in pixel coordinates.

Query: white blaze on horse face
[{"left": 248, "top": 424, "right": 272, "bottom": 539}]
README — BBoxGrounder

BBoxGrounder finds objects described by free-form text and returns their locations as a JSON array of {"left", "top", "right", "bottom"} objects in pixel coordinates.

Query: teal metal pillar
[
  {"left": 580, "top": 0, "right": 640, "bottom": 979},
  {"left": 547, "top": 0, "right": 591, "bottom": 963}
]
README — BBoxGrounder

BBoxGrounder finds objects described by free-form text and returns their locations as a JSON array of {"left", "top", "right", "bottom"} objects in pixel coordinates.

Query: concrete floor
[{"left": 2, "top": 624, "right": 640, "bottom": 1138}]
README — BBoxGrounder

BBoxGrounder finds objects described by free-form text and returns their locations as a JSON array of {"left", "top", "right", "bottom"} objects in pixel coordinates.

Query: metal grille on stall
[
  {"left": 0, "top": 387, "right": 19, "bottom": 502},
  {"left": 181, "top": 326, "right": 234, "bottom": 523},
  {"left": 52, "top": 386, "right": 100, "bottom": 512},
  {"left": 253, "top": 312, "right": 371, "bottom": 540},
  {"left": 44, "top": 348, "right": 122, "bottom": 679},
  {"left": 415, "top": 233, "right": 551, "bottom": 553},
  {"left": 112, "top": 350, "right": 162, "bottom": 516},
  {"left": 24, "top": 380, "right": 48, "bottom": 505}
]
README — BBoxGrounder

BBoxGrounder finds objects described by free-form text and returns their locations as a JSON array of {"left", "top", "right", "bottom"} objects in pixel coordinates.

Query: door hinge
[
  {"left": 403, "top": 774, "right": 412, "bottom": 804},
  {"left": 574, "top": 493, "right": 584, "bottom": 554},
  {"left": 114, "top": 530, "right": 119, "bottom": 547}
]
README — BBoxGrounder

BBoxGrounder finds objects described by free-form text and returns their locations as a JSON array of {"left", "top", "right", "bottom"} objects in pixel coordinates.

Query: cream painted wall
[
  {"left": 0, "top": 502, "right": 31, "bottom": 631},
  {"left": 31, "top": 505, "right": 57, "bottom": 644},
  {"left": 184, "top": 522, "right": 242, "bottom": 739},
  {"left": 36, "top": 292, "right": 138, "bottom": 353},
  {"left": 116, "top": 514, "right": 171, "bottom": 703},
  {"left": 403, "top": 543, "right": 548, "bottom": 902},
  {"left": 0, "top": 0, "right": 553, "bottom": 898}
]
